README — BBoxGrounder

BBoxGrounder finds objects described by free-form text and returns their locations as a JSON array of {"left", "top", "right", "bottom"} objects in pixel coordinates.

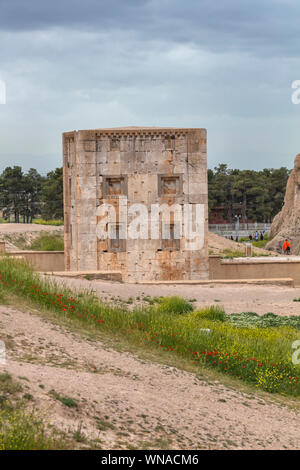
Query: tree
[
  {"left": 0, "top": 166, "right": 24, "bottom": 222},
  {"left": 0, "top": 167, "right": 43, "bottom": 223},
  {"left": 41, "top": 168, "right": 63, "bottom": 220},
  {"left": 208, "top": 166, "right": 290, "bottom": 223},
  {"left": 22, "top": 169, "right": 43, "bottom": 223}
]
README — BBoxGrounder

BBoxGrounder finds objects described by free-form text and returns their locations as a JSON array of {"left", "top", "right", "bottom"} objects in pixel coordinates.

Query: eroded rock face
[{"left": 267, "top": 154, "right": 300, "bottom": 254}]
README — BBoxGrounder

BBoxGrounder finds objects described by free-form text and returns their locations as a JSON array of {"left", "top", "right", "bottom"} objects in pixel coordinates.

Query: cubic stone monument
[{"left": 63, "top": 127, "right": 209, "bottom": 282}]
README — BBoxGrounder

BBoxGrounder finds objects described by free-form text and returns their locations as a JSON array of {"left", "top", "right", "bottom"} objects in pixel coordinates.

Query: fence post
[{"left": 245, "top": 243, "right": 252, "bottom": 257}]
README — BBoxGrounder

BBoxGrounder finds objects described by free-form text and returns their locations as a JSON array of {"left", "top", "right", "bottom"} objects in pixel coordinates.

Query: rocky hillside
[{"left": 267, "top": 154, "right": 300, "bottom": 254}]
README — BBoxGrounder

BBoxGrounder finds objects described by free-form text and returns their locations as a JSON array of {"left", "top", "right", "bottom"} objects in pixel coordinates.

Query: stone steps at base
[
  {"left": 140, "top": 278, "right": 294, "bottom": 286},
  {"left": 42, "top": 272, "right": 294, "bottom": 287},
  {"left": 43, "top": 271, "right": 122, "bottom": 281}
]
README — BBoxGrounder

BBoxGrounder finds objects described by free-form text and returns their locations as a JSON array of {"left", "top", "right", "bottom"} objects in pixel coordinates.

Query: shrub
[
  {"left": 193, "top": 306, "right": 226, "bottom": 322},
  {"left": 49, "top": 390, "right": 78, "bottom": 408},
  {"left": 156, "top": 296, "right": 194, "bottom": 315},
  {"left": 34, "top": 219, "right": 63, "bottom": 226},
  {"left": 29, "top": 233, "right": 64, "bottom": 251},
  {"left": 229, "top": 311, "right": 300, "bottom": 330},
  {"left": 0, "top": 406, "right": 58, "bottom": 450}
]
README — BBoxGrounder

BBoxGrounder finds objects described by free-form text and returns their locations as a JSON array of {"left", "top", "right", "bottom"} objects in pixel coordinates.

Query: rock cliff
[{"left": 267, "top": 154, "right": 300, "bottom": 253}]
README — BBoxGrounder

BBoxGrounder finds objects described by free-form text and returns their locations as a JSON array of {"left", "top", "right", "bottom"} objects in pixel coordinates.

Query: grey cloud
[
  {"left": 0, "top": 1, "right": 299, "bottom": 173},
  {"left": 0, "top": 0, "right": 300, "bottom": 57}
]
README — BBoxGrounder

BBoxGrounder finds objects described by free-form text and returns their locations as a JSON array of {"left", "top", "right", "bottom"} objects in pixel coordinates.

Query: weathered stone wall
[
  {"left": 63, "top": 127, "right": 208, "bottom": 282},
  {"left": 209, "top": 256, "right": 300, "bottom": 286},
  {"left": 8, "top": 251, "right": 65, "bottom": 272}
]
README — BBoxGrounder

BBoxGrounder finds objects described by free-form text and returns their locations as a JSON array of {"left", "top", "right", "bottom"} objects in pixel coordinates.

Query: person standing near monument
[{"left": 283, "top": 239, "right": 291, "bottom": 255}]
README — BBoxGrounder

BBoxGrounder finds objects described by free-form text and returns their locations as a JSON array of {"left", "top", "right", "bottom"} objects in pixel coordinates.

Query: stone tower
[{"left": 63, "top": 127, "right": 208, "bottom": 282}]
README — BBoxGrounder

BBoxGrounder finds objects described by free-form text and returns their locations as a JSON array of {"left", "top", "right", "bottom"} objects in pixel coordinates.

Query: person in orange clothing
[{"left": 282, "top": 239, "right": 291, "bottom": 255}]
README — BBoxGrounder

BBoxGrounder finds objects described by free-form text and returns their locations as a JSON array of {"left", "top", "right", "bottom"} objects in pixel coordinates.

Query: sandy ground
[
  {"left": 50, "top": 276, "right": 300, "bottom": 316},
  {"left": 0, "top": 304, "right": 299, "bottom": 450},
  {"left": 0, "top": 223, "right": 63, "bottom": 233}
]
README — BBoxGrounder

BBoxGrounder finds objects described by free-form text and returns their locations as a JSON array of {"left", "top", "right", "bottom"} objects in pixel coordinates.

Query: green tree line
[
  {"left": 0, "top": 166, "right": 63, "bottom": 223},
  {"left": 208, "top": 164, "right": 290, "bottom": 223},
  {"left": 0, "top": 164, "right": 291, "bottom": 223}
]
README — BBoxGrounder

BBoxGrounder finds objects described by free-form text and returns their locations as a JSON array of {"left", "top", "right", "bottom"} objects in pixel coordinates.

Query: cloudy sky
[{"left": 0, "top": 0, "right": 300, "bottom": 174}]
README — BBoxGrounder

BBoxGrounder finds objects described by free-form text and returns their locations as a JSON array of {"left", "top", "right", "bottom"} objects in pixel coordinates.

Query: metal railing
[{"left": 209, "top": 223, "right": 272, "bottom": 233}]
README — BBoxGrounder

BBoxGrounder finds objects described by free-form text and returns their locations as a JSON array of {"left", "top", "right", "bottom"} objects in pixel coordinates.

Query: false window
[
  {"left": 162, "top": 222, "right": 180, "bottom": 251},
  {"left": 158, "top": 174, "right": 183, "bottom": 197},
  {"left": 109, "top": 223, "right": 126, "bottom": 252},
  {"left": 103, "top": 175, "right": 128, "bottom": 197}
]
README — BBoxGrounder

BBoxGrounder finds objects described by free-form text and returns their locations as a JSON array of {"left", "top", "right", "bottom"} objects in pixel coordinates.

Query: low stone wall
[
  {"left": 209, "top": 256, "right": 300, "bottom": 286},
  {"left": 4, "top": 250, "right": 300, "bottom": 286},
  {"left": 9, "top": 251, "right": 65, "bottom": 272}
]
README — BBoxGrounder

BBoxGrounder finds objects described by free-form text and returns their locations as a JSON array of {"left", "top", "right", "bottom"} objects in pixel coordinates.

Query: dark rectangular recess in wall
[
  {"left": 109, "top": 223, "right": 126, "bottom": 252},
  {"left": 102, "top": 175, "right": 128, "bottom": 198},
  {"left": 158, "top": 174, "right": 183, "bottom": 197}
]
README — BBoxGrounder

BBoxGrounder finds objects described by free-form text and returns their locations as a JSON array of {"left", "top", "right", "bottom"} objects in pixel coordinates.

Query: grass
[
  {"left": 29, "top": 233, "right": 64, "bottom": 251},
  {"left": 95, "top": 417, "right": 115, "bottom": 431},
  {"left": 0, "top": 372, "right": 22, "bottom": 395},
  {"left": 34, "top": 219, "right": 64, "bottom": 226},
  {"left": 49, "top": 389, "right": 78, "bottom": 408},
  {"left": 238, "top": 236, "right": 273, "bottom": 249},
  {"left": 73, "top": 423, "right": 86, "bottom": 443},
  {"left": 156, "top": 296, "right": 194, "bottom": 315},
  {"left": 222, "top": 249, "right": 245, "bottom": 259},
  {"left": 193, "top": 306, "right": 227, "bottom": 322},
  {"left": 0, "top": 406, "right": 61, "bottom": 450},
  {"left": 221, "top": 248, "right": 272, "bottom": 259},
  {"left": 229, "top": 311, "right": 300, "bottom": 329},
  {"left": 252, "top": 237, "right": 272, "bottom": 248},
  {"left": 0, "top": 257, "right": 299, "bottom": 396},
  {"left": 0, "top": 372, "right": 63, "bottom": 450}
]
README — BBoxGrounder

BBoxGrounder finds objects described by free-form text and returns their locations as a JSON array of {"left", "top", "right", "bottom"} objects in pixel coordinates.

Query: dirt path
[
  {"left": 0, "top": 304, "right": 299, "bottom": 449},
  {"left": 0, "top": 223, "right": 63, "bottom": 234},
  {"left": 50, "top": 276, "right": 300, "bottom": 316}
]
